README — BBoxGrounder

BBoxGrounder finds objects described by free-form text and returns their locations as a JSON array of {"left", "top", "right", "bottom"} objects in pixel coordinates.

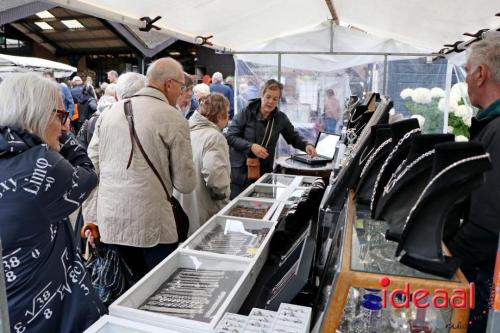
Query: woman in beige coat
[{"left": 175, "top": 93, "right": 231, "bottom": 235}]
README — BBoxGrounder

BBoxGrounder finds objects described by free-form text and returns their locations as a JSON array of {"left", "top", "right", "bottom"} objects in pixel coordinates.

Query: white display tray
[
  {"left": 218, "top": 197, "right": 279, "bottom": 221},
  {"left": 181, "top": 215, "right": 275, "bottom": 261},
  {"left": 84, "top": 315, "right": 180, "bottom": 333},
  {"left": 109, "top": 252, "right": 251, "bottom": 333},
  {"left": 240, "top": 183, "right": 289, "bottom": 201},
  {"left": 256, "top": 173, "right": 300, "bottom": 187}
]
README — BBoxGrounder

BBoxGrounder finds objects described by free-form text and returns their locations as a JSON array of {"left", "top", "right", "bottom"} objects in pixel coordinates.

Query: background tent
[{"left": 0, "top": 53, "right": 76, "bottom": 78}]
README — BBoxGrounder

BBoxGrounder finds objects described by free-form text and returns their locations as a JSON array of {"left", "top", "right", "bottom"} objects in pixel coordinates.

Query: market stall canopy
[
  {"left": 35, "top": 0, "right": 500, "bottom": 52},
  {"left": 42, "top": 0, "right": 331, "bottom": 50},
  {"left": 236, "top": 22, "right": 431, "bottom": 72},
  {"left": 0, "top": 53, "right": 76, "bottom": 77},
  {"left": 333, "top": 0, "right": 499, "bottom": 51}
]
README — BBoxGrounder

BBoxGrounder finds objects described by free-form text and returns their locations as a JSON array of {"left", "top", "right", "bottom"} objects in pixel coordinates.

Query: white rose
[
  {"left": 430, "top": 87, "right": 445, "bottom": 99},
  {"left": 400, "top": 88, "right": 414, "bottom": 99},
  {"left": 438, "top": 97, "right": 459, "bottom": 113},
  {"left": 450, "top": 82, "right": 468, "bottom": 104},
  {"left": 455, "top": 135, "right": 468, "bottom": 142},
  {"left": 411, "top": 115, "right": 426, "bottom": 128},
  {"left": 447, "top": 126, "right": 454, "bottom": 133},
  {"left": 455, "top": 105, "right": 469, "bottom": 118},
  {"left": 411, "top": 88, "right": 432, "bottom": 104},
  {"left": 464, "top": 116, "right": 472, "bottom": 127}
]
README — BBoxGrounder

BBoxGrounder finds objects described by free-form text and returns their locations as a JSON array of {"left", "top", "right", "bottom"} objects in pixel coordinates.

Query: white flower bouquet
[{"left": 400, "top": 83, "right": 474, "bottom": 138}]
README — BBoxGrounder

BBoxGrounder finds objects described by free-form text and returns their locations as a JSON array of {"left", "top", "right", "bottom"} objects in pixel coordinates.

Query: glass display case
[
  {"left": 320, "top": 192, "right": 471, "bottom": 333},
  {"left": 87, "top": 173, "right": 319, "bottom": 333},
  {"left": 240, "top": 184, "right": 288, "bottom": 201},
  {"left": 84, "top": 315, "right": 178, "bottom": 333},
  {"left": 258, "top": 174, "right": 297, "bottom": 186},
  {"left": 219, "top": 198, "right": 278, "bottom": 220},
  {"left": 109, "top": 252, "right": 250, "bottom": 332},
  {"left": 182, "top": 216, "right": 274, "bottom": 259}
]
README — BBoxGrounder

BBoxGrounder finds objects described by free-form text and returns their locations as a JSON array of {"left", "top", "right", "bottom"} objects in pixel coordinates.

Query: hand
[
  {"left": 251, "top": 144, "right": 269, "bottom": 159},
  {"left": 306, "top": 144, "right": 317, "bottom": 157},
  {"left": 85, "top": 230, "right": 96, "bottom": 248}
]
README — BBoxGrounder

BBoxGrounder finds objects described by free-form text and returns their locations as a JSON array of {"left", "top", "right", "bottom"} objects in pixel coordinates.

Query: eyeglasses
[
  {"left": 53, "top": 109, "right": 69, "bottom": 125},
  {"left": 170, "top": 78, "right": 187, "bottom": 91}
]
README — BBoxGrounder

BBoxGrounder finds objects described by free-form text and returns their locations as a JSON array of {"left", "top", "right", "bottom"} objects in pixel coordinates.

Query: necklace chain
[
  {"left": 370, "top": 128, "right": 421, "bottom": 212},
  {"left": 359, "top": 138, "right": 392, "bottom": 178},
  {"left": 383, "top": 149, "right": 435, "bottom": 196},
  {"left": 400, "top": 153, "right": 490, "bottom": 241}
]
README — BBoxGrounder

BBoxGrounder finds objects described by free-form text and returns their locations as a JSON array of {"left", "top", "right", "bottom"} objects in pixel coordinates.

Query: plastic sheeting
[
  {"left": 236, "top": 22, "right": 430, "bottom": 73},
  {"left": 0, "top": 53, "right": 76, "bottom": 78}
]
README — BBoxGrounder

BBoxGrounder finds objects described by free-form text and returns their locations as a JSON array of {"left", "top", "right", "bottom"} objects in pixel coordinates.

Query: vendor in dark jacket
[
  {"left": 446, "top": 37, "right": 500, "bottom": 333},
  {"left": 0, "top": 73, "right": 106, "bottom": 333},
  {"left": 226, "top": 79, "right": 316, "bottom": 198}
]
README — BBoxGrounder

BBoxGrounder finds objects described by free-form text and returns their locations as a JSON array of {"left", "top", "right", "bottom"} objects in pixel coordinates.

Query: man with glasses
[
  {"left": 84, "top": 57, "right": 196, "bottom": 280},
  {"left": 176, "top": 73, "right": 194, "bottom": 117}
]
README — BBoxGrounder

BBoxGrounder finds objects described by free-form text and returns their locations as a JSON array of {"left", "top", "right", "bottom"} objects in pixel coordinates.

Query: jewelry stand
[
  {"left": 397, "top": 142, "right": 492, "bottom": 278},
  {"left": 369, "top": 118, "right": 421, "bottom": 218},
  {"left": 373, "top": 134, "right": 454, "bottom": 241},
  {"left": 354, "top": 126, "right": 392, "bottom": 204}
]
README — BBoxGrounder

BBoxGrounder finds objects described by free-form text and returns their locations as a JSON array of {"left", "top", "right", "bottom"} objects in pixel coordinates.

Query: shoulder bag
[
  {"left": 123, "top": 100, "right": 189, "bottom": 242},
  {"left": 247, "top": 116, "right": 275, "bottom": 180}
]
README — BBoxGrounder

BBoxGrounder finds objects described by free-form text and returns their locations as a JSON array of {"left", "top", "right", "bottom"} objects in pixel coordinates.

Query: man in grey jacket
[{"left": 84, "top": 58, "right": 196, "bottom": 278}]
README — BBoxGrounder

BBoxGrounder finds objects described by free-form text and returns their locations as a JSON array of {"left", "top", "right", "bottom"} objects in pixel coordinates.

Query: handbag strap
[{"left": 123, "top": 100, "right": 172, "bottom": 202}]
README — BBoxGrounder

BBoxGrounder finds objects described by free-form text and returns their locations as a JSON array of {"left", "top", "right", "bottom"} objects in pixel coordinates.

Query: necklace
[
  {"left": 383, "top": 149, "right": 435, "bottom": 196},
  {"left": 370, "top": 128, "right": 421, "bottom": 212},
  {"left": 399, "top": 153, "right": 490, "bottom": 243},
  {"left": 359, "top": 138, "right": 392, "bottom": 178}
]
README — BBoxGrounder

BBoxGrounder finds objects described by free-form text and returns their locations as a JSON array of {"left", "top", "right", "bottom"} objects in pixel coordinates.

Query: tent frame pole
[
  {"left": 278, "top": 53, "right": 282, "bottom": 82},
  {"left": 383, "top": 54, "right": 388, "bottom": 95},
  {"left": 225, "top": 51, "right": 440, "bottom": 56}
]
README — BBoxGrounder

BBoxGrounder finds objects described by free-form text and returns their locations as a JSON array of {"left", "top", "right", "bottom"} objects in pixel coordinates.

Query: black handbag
[{"left": 124, "top": 100, "right": 189, "bottom": 242}]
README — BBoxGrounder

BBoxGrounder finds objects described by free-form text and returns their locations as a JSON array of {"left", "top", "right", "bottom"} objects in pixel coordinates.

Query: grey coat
[
  {"left": 174, "top": 112, "right": 230, "bottom": 235},
  {"left": 226, "top": 99, "right": 309, "bottom": 196}
]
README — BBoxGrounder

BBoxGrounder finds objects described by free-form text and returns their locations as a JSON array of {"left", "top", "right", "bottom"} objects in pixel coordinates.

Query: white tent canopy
[
  {"left": 42, "top": 0, "right": 499, "bottom": 52},
  {"left": 334, "top": 0, "right": 499, "bottom": 51},
  {"left": 236, "top": 22, "right": 431, "bottom": 72},
  {"left": 0, "top": 53, "right": 76, "bottom": 78}
]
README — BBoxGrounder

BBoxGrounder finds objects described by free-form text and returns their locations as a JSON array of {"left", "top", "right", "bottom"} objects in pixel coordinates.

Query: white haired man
[
  {"left": 107, "top": 70, "right": 119, "bottom": 84},
  {"left": 84, "top": 58, "right": 196, "bottom": 279},
  {"left": 210, "top": 71, "right": 234, "bottom": 119},
  {"left": 445, "top": 36, "right": 500, "bottom": 333},
  {"left": 186, "top": 83, "right": 211, "bottom": 119}
]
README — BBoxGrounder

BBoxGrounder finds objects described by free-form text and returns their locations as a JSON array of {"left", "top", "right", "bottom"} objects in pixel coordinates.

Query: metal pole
[
  {"left": 141, "top": 57, "right": 145, "bottom": 74},
  {"left": 443, "top": 61, "right": 453, "bottom": 133},
  {"left": 224, "top": 50, "right": 440, "bottom": 57},
  {"left": 330, "top": 19, "right": 334, "bottom": 52},
  {"left": 383, "top": 55, "right": 388, "bottom": 95},
  {"left": 278, "top": 53, "right": 282, "bottom": 82}
]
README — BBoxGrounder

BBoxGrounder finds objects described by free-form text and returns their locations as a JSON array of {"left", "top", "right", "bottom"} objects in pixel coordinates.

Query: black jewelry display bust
[
  {"left": 396, "top": 142, "right": 492, "bottom": 279},
  {"left": 354, "top": 125, "right": 392, "bottom": 204},
  {"left": 369, "top": 118, "right": 421, "bottom": 218},
  {"left": 374, "top": 134, "right": 455, "bottom": 242}
]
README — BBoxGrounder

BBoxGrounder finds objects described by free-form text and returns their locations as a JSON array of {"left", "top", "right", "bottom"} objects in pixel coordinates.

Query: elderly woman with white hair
[
  {"left": 0, "top": 73, "right": 105, "bottom": 332},
  {"left": 186, "top": 83, "right": 211, "bottom": 119},
  {"left": 174, "top": 93, "right": 231, "bottom": 234},
  {"left": 78, "top": 73, "right": 146, "bottom": 148}
]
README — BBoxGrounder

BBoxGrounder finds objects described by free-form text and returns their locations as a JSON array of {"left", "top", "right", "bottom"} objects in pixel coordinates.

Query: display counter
[
  {"left": 320, "top": 192, "right": 471, "bottom": 333},
  {"left": 85, "top": 173, "right": 318, "bottom": 333}
]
